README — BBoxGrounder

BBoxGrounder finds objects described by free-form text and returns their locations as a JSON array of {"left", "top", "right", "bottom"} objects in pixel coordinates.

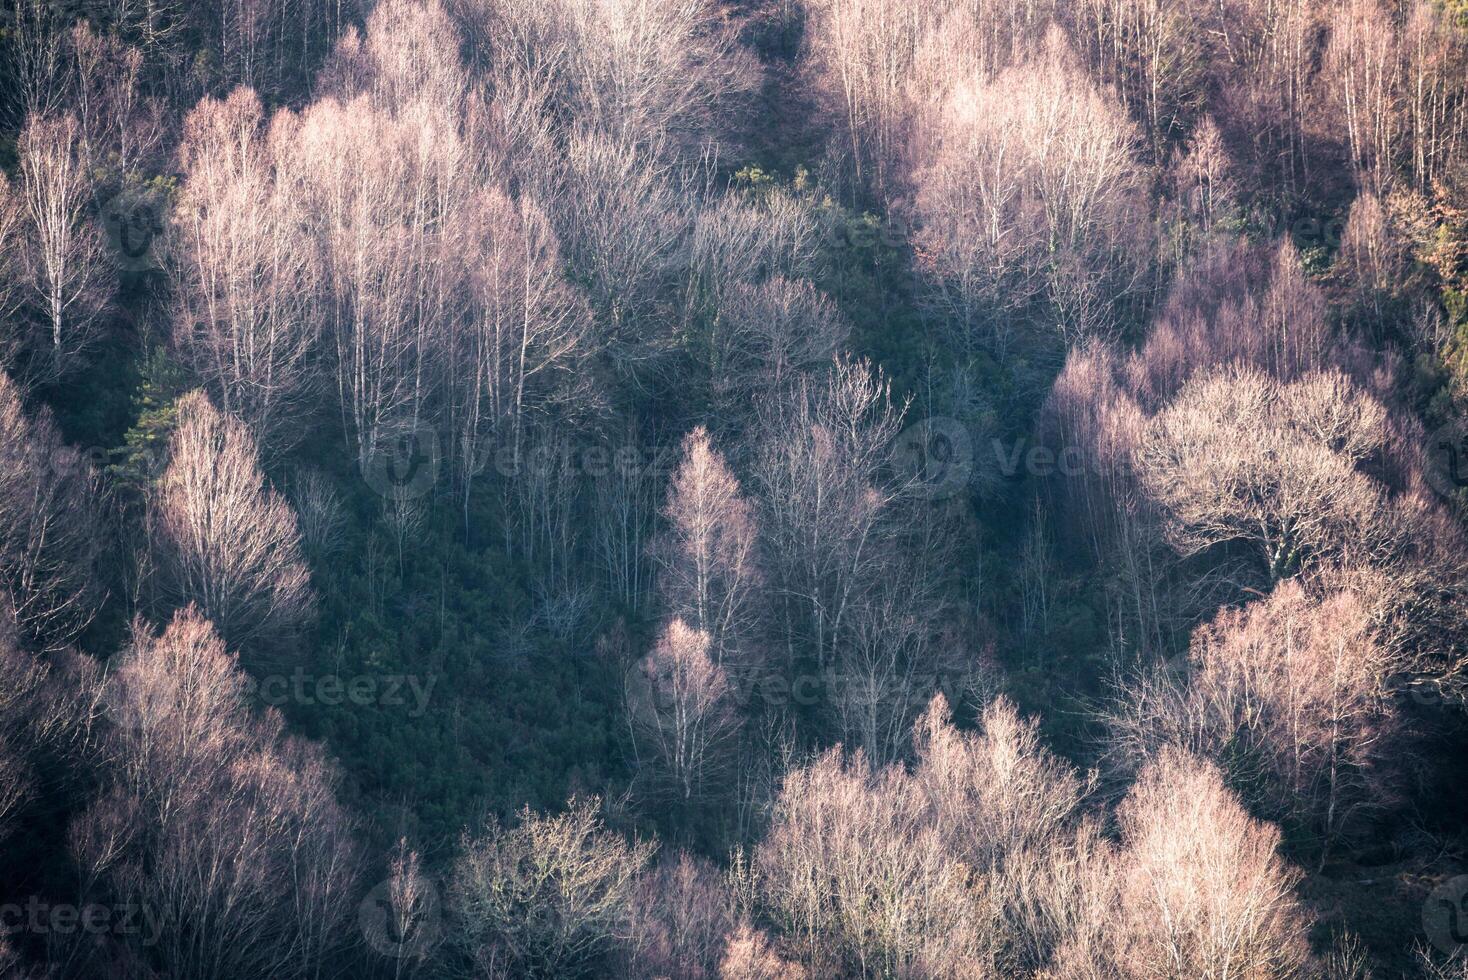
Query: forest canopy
[{"left": 2, "top": 0, "right": 1468, "bottom": 976}]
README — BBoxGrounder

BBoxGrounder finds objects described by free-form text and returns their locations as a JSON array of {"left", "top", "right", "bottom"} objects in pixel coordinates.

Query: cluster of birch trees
[{"left": 0, "top": 0, "right": 1466, "bottom": 976}]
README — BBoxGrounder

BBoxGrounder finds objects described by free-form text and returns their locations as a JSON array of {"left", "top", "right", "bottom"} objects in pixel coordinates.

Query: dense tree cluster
[{"left": 1, "top": 0, "right": 1468, "bottom": 976}]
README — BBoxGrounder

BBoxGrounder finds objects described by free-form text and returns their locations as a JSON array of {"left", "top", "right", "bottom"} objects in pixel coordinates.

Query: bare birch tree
[
  {"left": 1101, "top": 580, "right": 1401, "bottom": 858},
  {"left": 15, "top": 112, "right": 112, "bottom": 381},
  {"left": 0, "top": 370, "right": 104, "bottom": 651},
  {"left": 150, "top": 391, "right": 313, "bottom": 656},
  {"left": 172, "top": 87, "right": 320, "bottom": 454},
  {"left": 449, "top": 798, "right": 655, "bottom": 977},
  {"left": 653, "top": 427, "right": 762, "bottom": 669},
  {"left": 631, "top": 619, "right": 740, "bottom": 804},
  {"left": 911, "top": 30, "right": 1148, "bottom": 354},
  {"left": 1108, "top": 748, "right": 1315, "bottom": 978},
  {"left": 70, "top": 608, "right": 360, "bottom": 979},
  {"left": 752, "top": 357, "right": 909, "bottom": 671}
]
